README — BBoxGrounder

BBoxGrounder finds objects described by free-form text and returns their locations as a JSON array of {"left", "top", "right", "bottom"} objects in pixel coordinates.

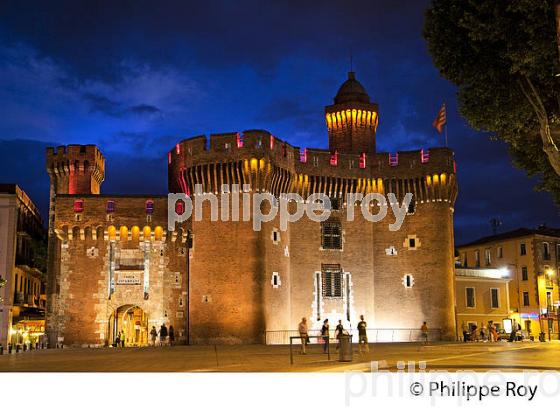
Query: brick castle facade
[{"left": 46, "top": 72, "right": 458, "bottom": 346}]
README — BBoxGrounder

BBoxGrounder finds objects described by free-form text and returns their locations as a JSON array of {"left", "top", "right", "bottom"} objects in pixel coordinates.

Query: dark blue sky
[{"left": 0, "top": 0, "right": 557, "bottom": 243}]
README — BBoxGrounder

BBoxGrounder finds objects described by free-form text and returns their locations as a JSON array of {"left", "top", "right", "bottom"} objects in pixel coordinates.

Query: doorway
[{"left": 108, "top": 305, "right": 149, "bottom": 347}]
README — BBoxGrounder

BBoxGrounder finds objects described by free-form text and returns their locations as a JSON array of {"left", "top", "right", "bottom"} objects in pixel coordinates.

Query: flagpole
[{"left": 444, "top": 102, "right": 448, "bottom": 147}]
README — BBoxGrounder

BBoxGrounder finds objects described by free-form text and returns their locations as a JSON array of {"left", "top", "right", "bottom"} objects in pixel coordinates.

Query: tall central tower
[{"left": 325, "top": 72, "right": 378, "bottom": 154}]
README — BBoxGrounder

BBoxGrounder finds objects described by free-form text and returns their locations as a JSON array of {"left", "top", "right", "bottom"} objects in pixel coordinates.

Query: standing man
[
  {"left": 357, "top": 315, "right": 369, "bottom": 353},
  {"left": 321, "top": 319, "right": 330, "bottom": 353},
  {"left": 335, "top": 320, "right": 344, "bottom": 350},
  {"left": 421, "top": 321, "right": 429, "bottom": 344},
  {"left": 120, "top": 330, "right": 125, "bottom": 348},
  {"left": 159, "top": 323, "right": 168, "bottom": 346},
  {"left": 150, "top": 326, "right": 158, "bottom": 347},
  {"left": 298, "top": 317, "right": 308, "bottom": 354}
]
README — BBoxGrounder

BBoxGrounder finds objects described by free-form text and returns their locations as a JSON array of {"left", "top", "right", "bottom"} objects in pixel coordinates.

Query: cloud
[
  {"left": 82, "top": 93, "right": 163, "bottom": 118},
  {"left": 83, "top": 93, "right": 121, "bottom": 116},
  {"left": 128, "top": 104, "right": 161, "bottom": 116}
]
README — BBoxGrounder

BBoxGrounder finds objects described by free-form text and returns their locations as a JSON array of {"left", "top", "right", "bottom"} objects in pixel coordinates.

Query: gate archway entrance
[{"left": 108, "top": 305, "right": 149, "bottom": 347}]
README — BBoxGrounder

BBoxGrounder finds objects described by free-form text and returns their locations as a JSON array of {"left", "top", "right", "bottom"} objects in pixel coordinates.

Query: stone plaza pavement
[{"left": 0, "top": 341, "right": 559, "bottom": 372}]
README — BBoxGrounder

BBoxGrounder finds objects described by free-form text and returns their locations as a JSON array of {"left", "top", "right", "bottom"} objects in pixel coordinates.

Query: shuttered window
[
  {"left": 322, "top": 264, "right": 342, "bottom": 298},
  {"left": 321, "top": 220, "right": 342, "bottom": 249}
]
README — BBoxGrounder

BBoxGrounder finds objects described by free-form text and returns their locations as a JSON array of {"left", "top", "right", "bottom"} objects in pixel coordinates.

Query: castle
[{"left": 46, "top": 72, "right": 458, "bottom": 346}]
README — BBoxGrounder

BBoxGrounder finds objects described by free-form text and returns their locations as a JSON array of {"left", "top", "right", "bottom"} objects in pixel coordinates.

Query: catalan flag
[{"left": 432, "top": 103, "right": 446, "bottom": 134}]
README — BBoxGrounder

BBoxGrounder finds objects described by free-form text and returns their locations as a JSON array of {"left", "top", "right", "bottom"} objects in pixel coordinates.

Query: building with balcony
[
  {"left": 457, "top": 227, "right": 560, "bottom": 340},
  {"left": 0, "top": 184, "right": 47, "bottom": 347}
]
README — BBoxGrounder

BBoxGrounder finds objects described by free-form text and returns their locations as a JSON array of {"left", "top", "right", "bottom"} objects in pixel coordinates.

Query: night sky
[{"left": 0, "top": 0, "right": 557, "bottom": 244}]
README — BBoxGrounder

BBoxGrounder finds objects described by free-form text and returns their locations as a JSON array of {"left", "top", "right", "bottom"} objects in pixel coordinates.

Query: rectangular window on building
[
  {"left": 485, "top": 249, "right": 491, "bottom": 266},
  {"left": 497, "top": 246, "right": 503, "bottom": 259},
  {"left": 523, "top": 291, "right": 530, "bottom": 306},
  {"left": 462, "top": 253, "right": 467, "bottom": 267},
  {"left": 321, "top": 264, "right": 343, "bottom": 298},
  {"left": 475, "top": 250, "right": 480, "bottom": 268},
  {"left": 543, "top": 242, "right": 551, "bottom": 260},
  {"left": 466, "top": 287, "right": 475, "bottom": 308},
  {"left": 546, "top": 291, "right": 553, "bottom": 310},
  {"left": 321, "top": 220, "right": 342, "bottom": 250},
  {"left": 522, "top": 266, "right": 528, "bottom": 281},
  {"left": 329, "top": 197, "right": 341, "bottom": 211},
  {"left": 491, "top": 288, "right": 499, "bottom": 309},
  {"left": 520, "top": 243, "right": 526, "bottom": 256}
]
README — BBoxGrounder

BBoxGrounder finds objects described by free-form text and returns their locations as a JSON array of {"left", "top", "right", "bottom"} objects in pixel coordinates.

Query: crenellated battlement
[
  {"left": 167, "top": 130, "right": 457, "bottom": 205},
  {"left": 46, "top": 144, "right": 105, "bottom": 195},
  {"left": 170, "top": 130, "right": 454, "bottom": 173}
]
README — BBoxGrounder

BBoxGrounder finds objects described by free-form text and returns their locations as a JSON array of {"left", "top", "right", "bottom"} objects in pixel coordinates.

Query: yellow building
[
  {"left": 455, "top": 268, "right": 511, "bottom": 338},
  {"left": 457, "top": 227, "right": 560, "bottom": 340}
]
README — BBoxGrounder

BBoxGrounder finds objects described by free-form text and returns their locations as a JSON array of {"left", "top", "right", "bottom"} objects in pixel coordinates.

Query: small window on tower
[
  {"left": 321, "top": 219, "right": 342, "bottom": 250},
  {"left": 407, "top": 198, "right": 416, "bottom": 215},
  {"left": 402, "top": 274, "right": 414, "bottom": 288},
  {"left": 145, "top": 200, "right": 155, "bottom": 214},
  {"left": 106, "top": 200, "right": 115, "bottom": 213},
  {"left": 271, "top": 272, "right": 281, "bottom": 288},
  {"left": 330, "top": 151, "right": 338, "bottom": 166},
  {"left": 271, "top": 228, "right": 280, "bottom": 244},
  {"left": 300, "top": 148, "right": 307, "bottom": 163},
  {"left": 403, "top": 235, "right": 420, "bottom": 250},
  {"left": 73, "top": 200, "right": 84, "bottom": 213},
  {"left": 175, "top": 199, "right": 185, "bottom": 215},
  {"left": 359, "top": 152, "right": 367, "bottom": 169},
  {"left": 329, "top": 197, "right": 341, "bottom": 211},
  {"left": 389, "top": 153, "right": 399, "bottom": 166}
]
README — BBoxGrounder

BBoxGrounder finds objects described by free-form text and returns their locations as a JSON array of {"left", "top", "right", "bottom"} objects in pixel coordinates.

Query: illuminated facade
[
  {"left": 0, "top": 184, "right": 46, "bottom": 347},
  {"left": 458, "top": 227, "right": 560, "bottom": 340},
  {"left": 46, "top": 72, "right": 458, "bottom": 346},
  {"left": 455, "top": 268, "right": 511, "bottom": 336}
]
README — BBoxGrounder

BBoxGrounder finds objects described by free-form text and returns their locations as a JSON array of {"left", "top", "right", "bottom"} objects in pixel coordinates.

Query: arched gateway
[{"left": 108, "top": 305, "right": 149, "bottom": 347}]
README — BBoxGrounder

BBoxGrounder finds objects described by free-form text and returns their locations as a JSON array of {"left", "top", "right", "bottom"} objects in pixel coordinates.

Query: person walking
[
  {"left": 168, "top": 325, "right": 175, "bottom": 346},
  {"left": 357, "top": 315, "right": 369, "bottom": 353},
  {"left": 298, "top": 317, "right": 308, "bottom": 354},
  {"left": 150, "top": 326, "right": 158, "bottom": 347},
  {"left": 159, "top": 324, "right": 168, "bottom": 346},
  {"left": 421, "top": 321, "right": 429, "bottom": 344},
  {"left": 120, "top": 330, "right": 125, "bottom": 348},
  {"left": 321, "top": 319, "right": 330, "bottom": 353},
  {"left": 335, "top": 320, "right": 344, "bottom": 350}
]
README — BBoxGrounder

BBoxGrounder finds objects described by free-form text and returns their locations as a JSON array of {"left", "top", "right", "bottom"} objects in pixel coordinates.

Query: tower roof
[{"left": 334, "top": 72, "right": 370, "bottom": 104}]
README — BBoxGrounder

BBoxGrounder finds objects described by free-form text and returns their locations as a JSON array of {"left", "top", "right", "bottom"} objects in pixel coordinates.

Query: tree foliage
[{"left": 424, "top": 0, "right": 560, "bottom": 205}]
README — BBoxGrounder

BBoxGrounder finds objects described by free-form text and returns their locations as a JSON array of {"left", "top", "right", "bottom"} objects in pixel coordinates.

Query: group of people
[
  {"left": 150, "top": 324, "right": 175, "bottom": 346},
  {"left": 461, "top": 321, "right": 499, "bottom": 342},
  {"left": 297, "top": 315, "right": 370, "bottom": 354},
  {"left": 115, "top": 324, "right": 176, "bottom": 347}
]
